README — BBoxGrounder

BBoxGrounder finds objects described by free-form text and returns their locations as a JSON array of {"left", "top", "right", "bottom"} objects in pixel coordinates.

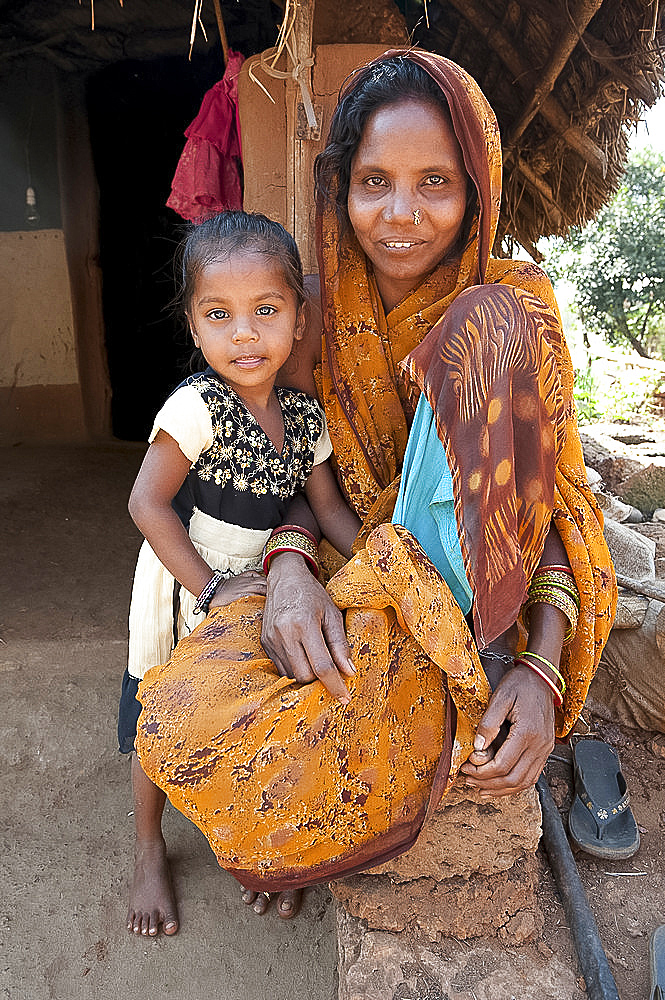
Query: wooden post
[{"left": 285, "top": 0, "right": 319, "bottom": 256}]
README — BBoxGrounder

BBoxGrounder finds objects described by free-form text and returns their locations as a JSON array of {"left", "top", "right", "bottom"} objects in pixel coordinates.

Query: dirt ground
[
  {"left": 1, "top": 442, "right": 664, "bottom": 1000},
  {"left": 0, "top": 444, "right": 338, "bottom": 1000}
]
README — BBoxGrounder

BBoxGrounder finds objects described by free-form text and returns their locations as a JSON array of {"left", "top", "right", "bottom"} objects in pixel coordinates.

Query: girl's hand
[
  {"left": 208, "top": 570, "right": 267, "bottom": 609},
  {"left": 460, "top": 663, "right": 555, "bottom": 797}
]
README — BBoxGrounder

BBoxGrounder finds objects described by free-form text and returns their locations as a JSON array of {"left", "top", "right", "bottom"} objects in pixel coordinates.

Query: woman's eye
[
  {"left": 256, "top": 305, "right": 276, "bottom": 316},
  {"left": 425, "top": 174, "right": 445, "bottom": 186},
  {"left": 207, "top": 308, "right": 228, "bottom": 320},
  {"left": 365, "top": 176, "right": 386, "bottom": 187}
]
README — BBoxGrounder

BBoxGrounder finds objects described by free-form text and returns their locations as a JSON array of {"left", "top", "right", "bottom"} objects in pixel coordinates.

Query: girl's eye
[
  {"left": 256, "top": 305, "right": 276, "bottom": 316},
  {"left": 425, "top": 175, "right": 445, "bottom": 186},
  {"left": 207, "top": 308, "right": 228, "bottom": 320},
  {"left": 365, "top": 176, "right": 386, "bottom": 188}
]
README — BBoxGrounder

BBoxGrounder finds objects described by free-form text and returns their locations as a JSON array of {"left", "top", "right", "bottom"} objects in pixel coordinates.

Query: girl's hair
[
  {"left": 314, "top": 55, "right": 478, "bottom": 254},
  {"left": 177, "top": 210, "right": 305, "bottom": 319}
]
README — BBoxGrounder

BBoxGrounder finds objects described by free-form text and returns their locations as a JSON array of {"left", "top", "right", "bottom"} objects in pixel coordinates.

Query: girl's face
[
  {"left": 188, "top": 251, "right": 304, "bottom": 404},
  {"left": 347, "top": 98, "right": 469, "bottom": 313}
]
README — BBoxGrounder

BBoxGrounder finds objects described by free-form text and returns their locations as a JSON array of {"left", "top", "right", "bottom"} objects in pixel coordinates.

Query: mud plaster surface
[{"left": 1, "top": 443, "right": 664, "bottom": 1000}]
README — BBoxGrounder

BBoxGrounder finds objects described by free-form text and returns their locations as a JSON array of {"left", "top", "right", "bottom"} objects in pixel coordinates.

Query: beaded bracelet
[
  {"left": 523, "top": 587, "right": 578, "bottom": 642},
  {"left": 269, "top": 523, "right": 319, "bottom": 548},
  {"left": 262, "top": 529, "right": 320, "bottom": 578},
  {"left": 514, "top": 654, "right": 564, "bottom": 708},
  {"left": 193, "top": 568, "right": 226, "bottom": 614}
]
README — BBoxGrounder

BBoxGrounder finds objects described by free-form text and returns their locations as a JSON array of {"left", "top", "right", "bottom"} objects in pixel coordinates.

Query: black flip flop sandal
[{"left": 567, "top": 739, "right": 640, "bottom": 860}]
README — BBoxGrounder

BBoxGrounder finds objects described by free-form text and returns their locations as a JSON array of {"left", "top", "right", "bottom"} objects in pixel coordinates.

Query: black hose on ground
[{"left": 536, "top": 775, "right": 621, "bottom": 1000}]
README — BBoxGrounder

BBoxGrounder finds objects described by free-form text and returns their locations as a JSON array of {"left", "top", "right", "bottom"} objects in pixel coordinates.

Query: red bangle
[
  {"left": 514, "top": 656, "right": 564, "bottom": 708},
  {"left": 262, "top": 544, "right": 320, "bottom": 578},
  {"left": 535, "top": 564, "right": 574, "bottom": 576}
]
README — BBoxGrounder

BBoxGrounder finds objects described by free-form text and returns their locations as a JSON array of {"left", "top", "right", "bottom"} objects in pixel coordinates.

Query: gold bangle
[{"left": 262, "top": 531, "right": 320, "bottom": 578}]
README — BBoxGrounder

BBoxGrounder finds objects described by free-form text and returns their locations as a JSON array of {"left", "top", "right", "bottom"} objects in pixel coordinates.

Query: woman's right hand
[{"left": 261, "top": 551, "right": 355, "bottom": 704}]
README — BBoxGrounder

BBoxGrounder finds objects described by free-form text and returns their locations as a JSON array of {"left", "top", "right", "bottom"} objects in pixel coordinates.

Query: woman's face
[{"left": 347, "top": 98, "right": 469, "bottom": 312}]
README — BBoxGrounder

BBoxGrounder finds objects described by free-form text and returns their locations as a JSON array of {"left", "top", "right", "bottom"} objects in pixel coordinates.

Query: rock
[
  {"left": 598, "top": 456, "right": 646, "bottom": 493},
  {"left": 612, "top": 593, "right": 650, "bottom": 629},
  {"left": 594, "top": 489, "right": 642, "bottom": 523},
  {"left": 616, "top": 464, "right": 665, "bottom": 516},
  {"left": 654, "top": 509, "right": 665, "bottom": 523},
  {"left": 335, "top": 905, "right": 581, "bottom": 1000},
  {"left": 369, "top": 784, "right": 541, "bottom": 882},
  {"left": 631, "top": 522, "right": 665, "bottom": 559},
  {"left": 332, "top": 856, "right": 543, "bottom": 943},
  {"left": 603, "top": 519, "right": 656, "bottom": 582}
]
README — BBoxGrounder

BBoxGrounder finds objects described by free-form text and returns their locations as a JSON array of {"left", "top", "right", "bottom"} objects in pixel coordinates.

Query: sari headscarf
[
  {"left": 318, "top": 49, "right": 502, "bottom": 513},
  {"left": 318, "top": 48, "right": 616, "bottom": 723}
]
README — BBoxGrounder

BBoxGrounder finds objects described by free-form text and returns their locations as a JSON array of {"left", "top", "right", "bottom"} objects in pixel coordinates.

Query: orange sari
[{"left": 136, "top": 50, "right": 616, "bottom": 891}]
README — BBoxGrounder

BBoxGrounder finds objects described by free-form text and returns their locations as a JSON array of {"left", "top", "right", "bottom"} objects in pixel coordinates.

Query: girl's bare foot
[
  {"left": 240, "top": 886, "right": 303, "bottom": 920},
  {"left": 127, "top": 836, "right": 179, "bottom": 936}
]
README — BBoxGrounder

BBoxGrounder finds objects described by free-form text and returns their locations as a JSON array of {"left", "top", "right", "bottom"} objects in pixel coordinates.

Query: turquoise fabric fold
[{"left": 392, "top": 394, "right": 472, "bottom": 614}]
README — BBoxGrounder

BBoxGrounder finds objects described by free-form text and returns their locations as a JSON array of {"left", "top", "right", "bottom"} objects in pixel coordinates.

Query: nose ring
[{"left": 413, "top": 209, "right": 422, "bottom": 226}]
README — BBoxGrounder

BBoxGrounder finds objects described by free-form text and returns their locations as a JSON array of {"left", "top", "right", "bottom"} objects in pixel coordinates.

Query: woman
[{"left": 135, "top": 49, "right": 616, "bottom": 927}]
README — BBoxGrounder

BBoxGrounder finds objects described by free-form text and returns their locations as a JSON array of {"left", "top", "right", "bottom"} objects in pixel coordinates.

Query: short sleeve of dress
[
  {"left": 313, "top": 411, "right": 333, "bottom": 466},
  {"left": 148, "top": 385, "right": 213, "bottom": 463}
]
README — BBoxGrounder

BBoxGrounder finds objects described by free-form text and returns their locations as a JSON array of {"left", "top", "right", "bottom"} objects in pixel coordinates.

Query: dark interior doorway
[{"left": 87, "top": 53, "right": 222, "bottom": 441}]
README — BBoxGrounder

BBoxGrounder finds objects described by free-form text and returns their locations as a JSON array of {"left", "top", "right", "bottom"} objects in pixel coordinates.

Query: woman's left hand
[{"left": 459, "top": 662, "right": 555, "bottom": 796}]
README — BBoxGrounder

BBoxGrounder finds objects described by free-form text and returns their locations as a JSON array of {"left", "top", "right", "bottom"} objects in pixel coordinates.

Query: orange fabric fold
[{"left": 137, "top": 529, "right": 488, "bottom": 890}]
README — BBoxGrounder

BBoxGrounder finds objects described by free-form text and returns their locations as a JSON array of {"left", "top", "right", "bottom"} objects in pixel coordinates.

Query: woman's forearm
[{"left": 526, "top": 520, "right": 571, "bottom": 665}]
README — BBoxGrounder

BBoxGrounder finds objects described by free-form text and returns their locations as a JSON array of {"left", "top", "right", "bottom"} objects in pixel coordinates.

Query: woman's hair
[
  {"left": 314, "top": 55, "right": 478, "bottom": 252},
  {"left": 177, "top": 210, "right": 305, "bottom": 319}
]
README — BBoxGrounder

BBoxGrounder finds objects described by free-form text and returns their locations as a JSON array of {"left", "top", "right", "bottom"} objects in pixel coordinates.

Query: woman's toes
[
  {"left": 163, "top": 915, "right": 178, "bottom": 935},
  {"left": 277, "top": 889, "right": 302, "bottom": 920},
  {"left": 241, "top": 888, "right": 257, "bottom": 906}
]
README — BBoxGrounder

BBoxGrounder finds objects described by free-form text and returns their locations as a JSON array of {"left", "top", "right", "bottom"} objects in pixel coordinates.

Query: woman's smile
[{"left": 347, "top": 98, "right": 469, "bottom": 312}]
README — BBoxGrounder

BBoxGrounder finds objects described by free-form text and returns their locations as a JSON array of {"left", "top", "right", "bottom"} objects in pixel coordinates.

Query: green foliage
[
  {"left": 546, "top": 149, "right": 665, "bottom": 358},
  {"left": 573, "top": 367, "right": 602, "bottom": 422},
  {"left": 574, "top": 361, "right": 665, "bottom": 424}
]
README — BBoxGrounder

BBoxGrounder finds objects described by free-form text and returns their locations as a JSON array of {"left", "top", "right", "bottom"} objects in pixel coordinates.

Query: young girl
[{"left": 119, "top": 211, "right": 361, "bottom": 937}]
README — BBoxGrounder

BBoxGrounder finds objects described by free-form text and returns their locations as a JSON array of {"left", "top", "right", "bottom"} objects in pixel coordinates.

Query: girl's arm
[
  {"left": 128, "top": 430, "right": 218, "bottom": 599},
  {"left": 304, "top": 460, "right": 361, "bottom": 559}
]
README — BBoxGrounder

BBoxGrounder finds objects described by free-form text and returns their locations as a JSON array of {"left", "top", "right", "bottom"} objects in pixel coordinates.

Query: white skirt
[{"left": 127, "top": 508, "right": 271, "bottom": 680}]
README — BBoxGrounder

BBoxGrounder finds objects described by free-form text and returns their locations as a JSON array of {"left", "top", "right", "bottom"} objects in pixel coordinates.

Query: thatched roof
[
  {"left": 409, "top": 0, "right": 665, "bottom": 256},
  {"left": 1, "top": 0, "right": 664, "bottom": 253}
]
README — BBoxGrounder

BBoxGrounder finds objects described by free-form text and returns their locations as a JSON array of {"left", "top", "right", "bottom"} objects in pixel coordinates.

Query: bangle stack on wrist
[
  {"left": 193, "top": 568, "right": 225, "bottom": 614},
  {"left": 523, "top": 565, "right": 580, "bottom": 644},
  {"left": 514, "top": 650, "right": 565, "bottom": 708},
  {"left": 262, "top": 524, "right": 320, "bottom": 579}
]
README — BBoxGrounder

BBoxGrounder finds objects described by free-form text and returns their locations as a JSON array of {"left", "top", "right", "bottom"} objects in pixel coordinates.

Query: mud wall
[{"left": 0, "top": 230, "right": 88, "bottom": 445}]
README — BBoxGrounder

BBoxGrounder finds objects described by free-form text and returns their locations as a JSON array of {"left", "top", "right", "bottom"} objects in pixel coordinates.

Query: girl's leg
[{"left": 127, "top": 753, "right": 179, "bottom": 937}]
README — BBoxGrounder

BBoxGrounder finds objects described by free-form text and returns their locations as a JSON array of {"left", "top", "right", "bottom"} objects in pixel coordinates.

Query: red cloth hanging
[{"left": 167, "top": 50, "right": 245, "bottom": 223}]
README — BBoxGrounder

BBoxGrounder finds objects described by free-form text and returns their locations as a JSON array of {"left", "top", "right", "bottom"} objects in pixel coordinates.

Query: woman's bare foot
[
  {"left": 240, "top": 886, "right": 303, "bottom": 920},
  {"left": 127, "top": 836, "right": 179, "bottom": 937}
]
